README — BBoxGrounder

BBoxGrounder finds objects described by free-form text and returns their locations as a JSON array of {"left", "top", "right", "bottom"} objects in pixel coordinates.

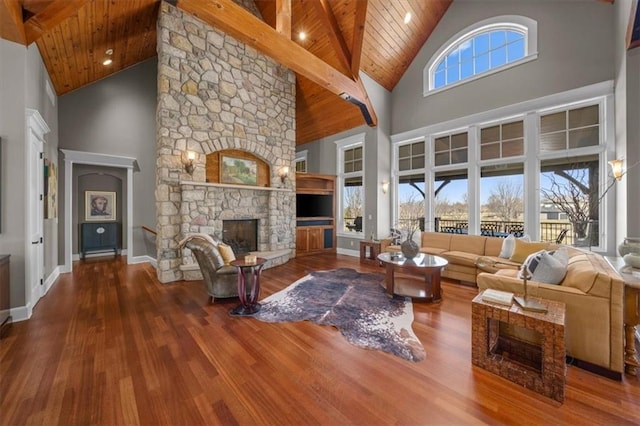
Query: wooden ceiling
[{"left": 0, "top": 0, "right": 452, "bottom": 144}]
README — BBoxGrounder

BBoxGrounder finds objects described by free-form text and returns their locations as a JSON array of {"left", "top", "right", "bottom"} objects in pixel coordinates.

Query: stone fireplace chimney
[{"left": 155, "top": 2, "right": 296, "bottom": 283}]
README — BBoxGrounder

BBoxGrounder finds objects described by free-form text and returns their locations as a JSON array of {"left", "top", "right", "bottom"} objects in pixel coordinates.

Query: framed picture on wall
[
  {"left": 85, "top": 190, "right": 116, "bottom": 221},
  {"left": 220, "top": 155, "right": 258, "bottom": 186}
]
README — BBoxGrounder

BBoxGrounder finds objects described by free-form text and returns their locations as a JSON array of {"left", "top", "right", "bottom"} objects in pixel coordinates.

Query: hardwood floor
[{"left": 1, "top": 253, "right": 639, "bottom": 425}]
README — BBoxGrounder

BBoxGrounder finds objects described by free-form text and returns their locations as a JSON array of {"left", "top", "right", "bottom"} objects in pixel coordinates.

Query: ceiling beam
[
  {"left": 275, "top": 0, "right": 291, "bottom": 39},
  {"left": 312, "top": 0, "right": 376, "bottom": 126},
  {"left": 176, "top": 0, "right": 376, "bottom": 126},
  {"left": 312, "top": 0, "right": 352, "bottom": 75},
  {"left": 0, "top": 0, "right": 26, "bottom": 45},
  {"left": 351, "top": 0, "right": 367, "bottom": 77},
  {"left": 24, "top": 0, "right": 89, "bottom": 45}
]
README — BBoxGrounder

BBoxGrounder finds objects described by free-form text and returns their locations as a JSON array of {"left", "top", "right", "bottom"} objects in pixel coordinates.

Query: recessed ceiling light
[
  {"left": 105, "top": 48, "right": 113, "bottom": 55},
  {"left": 102, "top": 58, "right": 113, "bottom": 66},
  {"left": 404, "top": 12, "right": 412, "bottom": 24},
  {"left": 298, "top": 32, "right": 306, "bottom": 41}
]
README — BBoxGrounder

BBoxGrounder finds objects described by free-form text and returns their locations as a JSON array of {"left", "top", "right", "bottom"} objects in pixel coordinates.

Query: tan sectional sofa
[{"left": 381, "top": 231, "right": 625, "bottom": 376}]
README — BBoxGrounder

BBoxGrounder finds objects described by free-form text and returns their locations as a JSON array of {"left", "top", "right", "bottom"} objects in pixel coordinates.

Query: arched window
[{"left": 425, "top": 16, "right": 538, "bottom": 95}]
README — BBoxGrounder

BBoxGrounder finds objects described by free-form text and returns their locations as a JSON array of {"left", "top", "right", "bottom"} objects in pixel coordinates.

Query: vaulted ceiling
[{"left": 1, "top": 0, "right": 450, "bottom": 144}]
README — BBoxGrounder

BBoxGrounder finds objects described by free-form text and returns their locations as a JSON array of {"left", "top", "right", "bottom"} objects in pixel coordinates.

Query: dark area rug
[{"left": 252, "top": 268, "right": 425, "bottom": 362}]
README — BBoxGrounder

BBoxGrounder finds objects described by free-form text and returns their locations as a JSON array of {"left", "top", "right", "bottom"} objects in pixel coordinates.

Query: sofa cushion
[
  {"left": 484, "top": 237, "right": 505, "bottom": 257},
  {"left": 509, "top": 239, "right": 549, "bottom": 263},
  {"left": 420, "top": 247, "right": 448, "bottom": 255},
  {"left": 476, "top": 256, "right": 521, "bottom": 273},
  {"left": 450, "top": 234, "right": 486, "bottom": 255},
  {"left": 422, "top": 232, "right": 451, "bottom": 250},
  {"left": 443, "top": 251, "right": 481, "bottom": 268}
]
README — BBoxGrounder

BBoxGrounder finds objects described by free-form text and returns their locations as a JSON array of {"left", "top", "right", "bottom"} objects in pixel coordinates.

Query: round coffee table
[
  {"left": 377, "top": 252, "right": 448, "bottom": 303},
  {"left": 229, "top": 257, "right": 267, "bottom": 316}
]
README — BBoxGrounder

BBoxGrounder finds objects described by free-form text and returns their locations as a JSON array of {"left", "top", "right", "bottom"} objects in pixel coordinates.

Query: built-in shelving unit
[{"left": 296, "top": 173, "right": 336, "bottom": 256}]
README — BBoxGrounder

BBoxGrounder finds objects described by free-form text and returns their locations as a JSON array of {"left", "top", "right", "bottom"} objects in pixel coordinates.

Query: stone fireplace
[{"left": 155, "top": 2, "right": 296, "bottom": 283}]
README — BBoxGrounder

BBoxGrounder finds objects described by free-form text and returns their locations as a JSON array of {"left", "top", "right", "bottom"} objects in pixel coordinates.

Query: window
[
  {"left": 480, "top": 164, "right": 524, "bottom": 236},
  {"left": 295, "top": 150, "right": 307, "bottom": 173},
  {"left": 434, "top": 169, "right": 469, "bottom": 233},
  {"left": 393, "top": 84, "right": 612, "bottom": 249},
  {"left": 540, "top": 104, "right": 599, "bottom": 151},
  {"left": 397, "top": 140, "right": 426, "bottom": 232},
  {"left": 434, "top": 132, "right": 468, "bottom": 166},
  {"left": 336, "top": 134, "right": 365, "bottom": 235},
  {"left": 425, "top": 16, "right": 538, "bottom": 94},
  {"left": 480, "top": 120, "right": 524, "bottom": 160}
]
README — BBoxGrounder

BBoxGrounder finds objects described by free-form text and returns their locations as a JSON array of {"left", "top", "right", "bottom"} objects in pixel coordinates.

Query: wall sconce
[
  {"left": 608, "top": 159, "right": 624, "bottom": 181},
  {"left": 279, "top": 166, "right": 290, "bottom": 183},
  {"left": 184, "top": 151, "right": 196, "bottom": 175},
  {"left": 381, "top": 180, "right": 389, "bottom": 194}
]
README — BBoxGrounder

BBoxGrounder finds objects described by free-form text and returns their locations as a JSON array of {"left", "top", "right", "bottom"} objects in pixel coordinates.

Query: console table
[
  {"left": 80, "top": 222, "right": 119, "bottom": 259},
  {"left": 472, "top": 291, "right": 566, "bottom": 402},
  {"left": 605, "top": 256, "right": 640, "bottom": 375}
]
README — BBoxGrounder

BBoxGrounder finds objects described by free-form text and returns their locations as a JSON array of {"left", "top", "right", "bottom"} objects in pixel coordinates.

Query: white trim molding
[{"left": 60, "top": 149, "right": 137, "bottom": 273}]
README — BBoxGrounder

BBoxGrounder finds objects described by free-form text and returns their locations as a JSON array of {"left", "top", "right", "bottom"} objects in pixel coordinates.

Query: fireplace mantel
[{"left": 180, "top": 180, "right": 292, "bottom": 192}]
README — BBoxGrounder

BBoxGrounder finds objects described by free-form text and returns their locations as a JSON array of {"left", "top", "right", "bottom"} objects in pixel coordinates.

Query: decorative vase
[
  {"left": 400, "top": 239, "right": 419, "bottom": 259},
  {"left": 618, "top": 237, "right": 640, "bottom": 257}
]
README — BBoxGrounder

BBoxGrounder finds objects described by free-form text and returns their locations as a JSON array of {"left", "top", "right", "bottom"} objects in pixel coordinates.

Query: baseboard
[
  {"left": 43, "top": 266, "right": 61, "bottom": 296},
  {"left": 73, "top": 249, "right": 127, "bottom": 261},
  {"left": 9, "top": 305, "right": 30, "bottom": 323},
  {"left": 336, "top": 248, "right": 359, "bottom": 257},
  {"left": 129, "top": 255, "right": 157, "bottom": 268},
  {"left": 566, "top": 357, "right": 622, "bottom": 381}
]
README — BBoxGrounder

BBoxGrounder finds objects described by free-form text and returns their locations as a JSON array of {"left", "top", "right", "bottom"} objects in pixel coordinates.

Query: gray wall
[
  {"left": 0, "top": 40, "right": 59, "bottom": 308},
  {"left": 298, "top": 72, "right": 392, "bottom": 250},
  {"left": 59, "top": 58, "right": 157, "bottom": 258},
  {"left": 392, "top": 0, "right": 614, "bottom": 134}
]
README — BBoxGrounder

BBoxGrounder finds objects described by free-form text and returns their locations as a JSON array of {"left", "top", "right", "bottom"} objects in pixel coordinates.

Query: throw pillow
[
  {"left": 509, "top": 239, "right": 549, "bottom": 263},
  {"left": 499, "top": 234, "right": 531, "bottom": 259},
  {"left": 529, "top": 249, "right": 569, "bottom": 285},
  {"left": 217, "top": 243, "right": 236, "bottom": 265}
]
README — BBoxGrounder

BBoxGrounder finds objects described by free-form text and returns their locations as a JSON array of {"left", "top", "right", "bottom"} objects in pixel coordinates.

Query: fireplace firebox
[{"left": 223, "top": 219, "right": 258, "bottom": 254}]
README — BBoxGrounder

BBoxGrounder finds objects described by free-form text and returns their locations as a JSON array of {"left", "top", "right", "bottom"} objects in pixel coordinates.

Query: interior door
[{"left": 26, "top": 113, "right": 46, "bottom": 313}]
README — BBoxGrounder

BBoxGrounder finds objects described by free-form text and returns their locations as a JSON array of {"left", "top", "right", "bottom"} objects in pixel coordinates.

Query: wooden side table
[
  {"left": 605, "top": 256, "right": 640, "bottom": 375},
  {"left": 360, "top": 240, "right": 381, "bottom": 266},
  {"left": 472, "top": 292, "right": 566, "bottom": 403}
]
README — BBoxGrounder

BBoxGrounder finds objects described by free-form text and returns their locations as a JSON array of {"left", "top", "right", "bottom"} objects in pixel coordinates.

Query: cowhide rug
[{"left": 252, "top": 268, "right": 425, "bottom": 362}]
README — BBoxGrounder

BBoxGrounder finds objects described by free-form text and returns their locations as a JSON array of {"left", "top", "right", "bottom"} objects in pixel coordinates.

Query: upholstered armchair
[{"left": 180, "top": 235, "right": 239, "bottom": 303}]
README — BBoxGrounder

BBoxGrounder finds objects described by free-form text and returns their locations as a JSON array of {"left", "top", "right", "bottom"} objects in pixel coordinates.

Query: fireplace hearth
[{"left": 223, "top": 219, "right": 258, "bottom": 254}]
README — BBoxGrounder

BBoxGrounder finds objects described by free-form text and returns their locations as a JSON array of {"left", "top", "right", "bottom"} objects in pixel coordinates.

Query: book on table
[{"left": 481, "top": 289, "right": 514, "bottom": 306}]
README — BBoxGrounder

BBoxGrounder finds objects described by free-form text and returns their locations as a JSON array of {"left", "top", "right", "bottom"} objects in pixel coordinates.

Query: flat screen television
[{"left": 296, "top": 194, "right": 333, "bottom": 218}]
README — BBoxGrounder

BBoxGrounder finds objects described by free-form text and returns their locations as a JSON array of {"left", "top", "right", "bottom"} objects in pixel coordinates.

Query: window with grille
[
  {"left": 434, "top": 132, "right": 468, "bottom": 166},
  {"left": 539, "top": 104, "right": 599, "bottom": 151},
  {"left": 335, "top": 135, "right": 365, "bottom": 235},
  {"left": 480, "top": 120, "right": 524, "bottom": 160},
  {"left": 398, "top": 141, "right": 425, "bottom": 172}
]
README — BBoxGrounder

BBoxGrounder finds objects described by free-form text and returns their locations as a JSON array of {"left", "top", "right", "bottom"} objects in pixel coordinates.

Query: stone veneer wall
[{"left": 156, "top": 2, "right": 296, "bottom": 283}]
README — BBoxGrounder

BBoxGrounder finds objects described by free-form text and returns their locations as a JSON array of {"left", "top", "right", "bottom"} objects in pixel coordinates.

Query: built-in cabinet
[{"left": 296, "top": 173, "right": 336, "bottom": 256}]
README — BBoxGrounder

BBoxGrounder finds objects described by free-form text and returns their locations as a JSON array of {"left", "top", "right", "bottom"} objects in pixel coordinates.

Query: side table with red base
[{"left": 229, "top": 257, "right": 266, "bottom": 316}]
